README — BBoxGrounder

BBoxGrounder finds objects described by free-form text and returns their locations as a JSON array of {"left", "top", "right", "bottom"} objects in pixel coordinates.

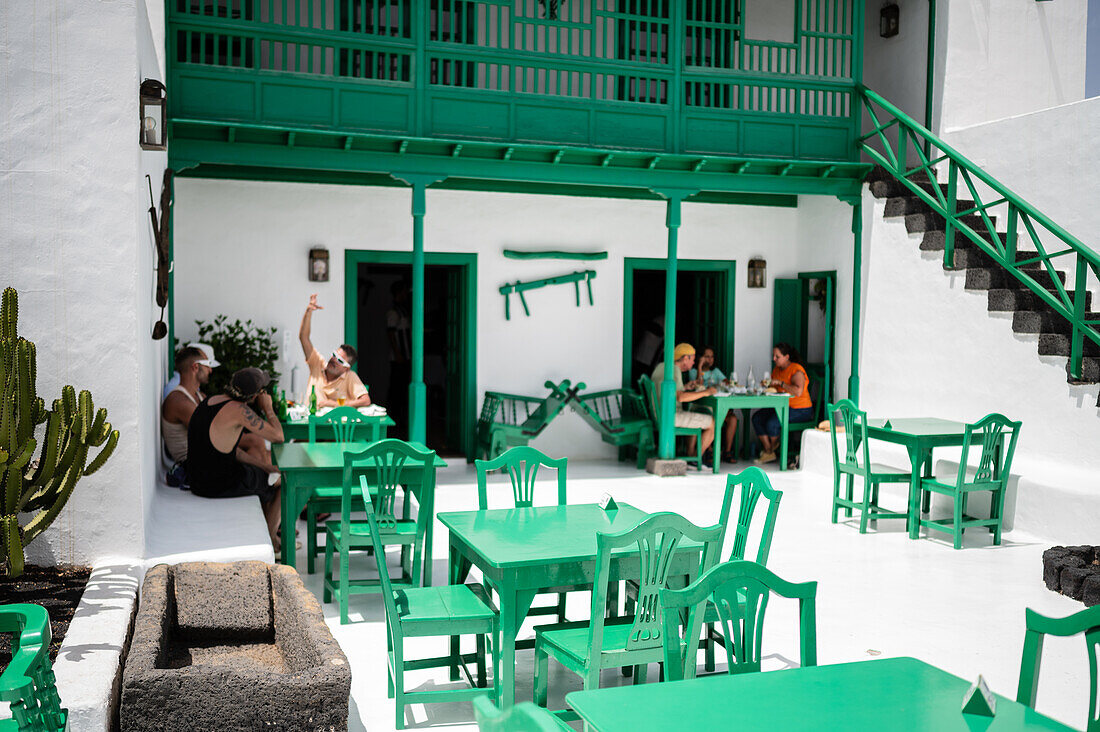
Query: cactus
[{"left": 0, "top": 288, "right": 119, "bottom": 577}]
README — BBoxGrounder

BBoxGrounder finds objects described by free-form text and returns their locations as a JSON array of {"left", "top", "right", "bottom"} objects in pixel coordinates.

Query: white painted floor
[{"left": 292, "top": 458, "right": 1090, "bottom": 732}]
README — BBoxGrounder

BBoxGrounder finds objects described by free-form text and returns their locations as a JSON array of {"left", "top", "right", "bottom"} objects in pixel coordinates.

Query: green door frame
[
  {"left": 344, "top": 249, "right": 478, "bottom": 459},
  {"left": 621, "top": 257, "right": 737, "bottom": 390}
]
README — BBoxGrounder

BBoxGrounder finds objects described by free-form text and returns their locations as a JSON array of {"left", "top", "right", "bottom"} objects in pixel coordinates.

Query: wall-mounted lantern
[
  {"left": 139, "top": 79, "right": 167, "bottom": 150},
  {"left": 747, "top": 258, "right": 767, "bottom": 288},
  {"left": 880, "top": 4, "right": 900, "bottom": 38},
  {"left": 309, "top": 247, "right": 330, "bottom": 282}
]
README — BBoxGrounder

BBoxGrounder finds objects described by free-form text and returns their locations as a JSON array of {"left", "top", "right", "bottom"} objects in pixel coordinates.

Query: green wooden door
[
  {"left": 691, "top": 271, "right": 725, "bottom": 355},
  {"left": 772, "top": 278, "right": 807, "bottom": 352}
]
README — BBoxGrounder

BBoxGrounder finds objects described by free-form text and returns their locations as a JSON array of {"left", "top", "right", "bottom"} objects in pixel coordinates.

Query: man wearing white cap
[
  {"left": 162, "top": 342, "right": 219, "bottom": 401},
  {"left": 161, "top": 346, "right": 218, "bottom": 463}
]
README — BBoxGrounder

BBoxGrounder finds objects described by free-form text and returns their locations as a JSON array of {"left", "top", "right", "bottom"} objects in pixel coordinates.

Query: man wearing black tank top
[{"left": 186, "top": 368, "right": 286, "bottom": 549}]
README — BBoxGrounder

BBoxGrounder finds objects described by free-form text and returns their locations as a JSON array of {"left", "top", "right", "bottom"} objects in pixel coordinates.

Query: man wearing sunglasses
[{"left": 299, "top": 294, "right": 371, "bottom": 408}]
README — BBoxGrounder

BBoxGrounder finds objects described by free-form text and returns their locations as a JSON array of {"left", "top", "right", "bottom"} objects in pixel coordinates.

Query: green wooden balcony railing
[
  {"left": 858, "top": 86, "right": 1100, "bottom": 379},
  {"left": 167, "top": 0, "right": 863, "bottom": 162}
]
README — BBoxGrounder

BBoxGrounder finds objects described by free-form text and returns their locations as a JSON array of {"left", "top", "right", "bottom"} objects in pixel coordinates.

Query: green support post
[
  {"left": 848, "top": 199, "right": 862, "bottom": 404},
  {"left": 656, "top": 192, "right": 687, "bottom": 459},
  {"left": 410, "top": 182, "right": 427, "bottom": 443}
]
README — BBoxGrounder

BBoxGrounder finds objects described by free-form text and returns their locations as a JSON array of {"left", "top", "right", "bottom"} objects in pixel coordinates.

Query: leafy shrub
[{"left": 188, "top": 315, "right": 281, "bottom": 396}]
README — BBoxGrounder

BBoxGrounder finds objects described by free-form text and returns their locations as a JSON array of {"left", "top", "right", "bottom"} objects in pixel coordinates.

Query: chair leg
[
  {"left": 306, "top": 503, "right": 318, "bottom": 575},
  {"left": 831, "top": 473, "right": 840, "bottom": 523},
  {"left": 476, "top": 633, "right": 487, "bottom": 688},
  {"left": 992, "top": 488, "right": 1005, "bottom": 545},
  {"left": 557, "top": 591, "right": 568, "bottom": 623},
  {"left": 533, "top": 643, "right": 549, "bottom": 708},
  {"left": 704, "top": 624, "right": 715, "bottom": 672},
  {"left": 323, "top": 536, "right": 334, "bottom": 604},
  {"left": 844, "top": 474, "right": 854, "bottom": 517},
  {"left": 953, "top": 493, "right": 964, "bottom": 550},
  {"left": 339, "top": 545, "right": 351, "bottom": 624},
  {"left": 858, "top": 479, "right": 872, "bottom": 534},
  {"left": 393, "top": 639, "right": 405, "bottom": 730},
  {"left": 632, "top": 663, "right": 647, "bottom": 685}
]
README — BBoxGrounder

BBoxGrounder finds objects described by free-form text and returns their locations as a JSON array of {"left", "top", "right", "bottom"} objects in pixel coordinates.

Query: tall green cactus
[{"left": 0, "top": 287, "right": 119, "bottom": 577}]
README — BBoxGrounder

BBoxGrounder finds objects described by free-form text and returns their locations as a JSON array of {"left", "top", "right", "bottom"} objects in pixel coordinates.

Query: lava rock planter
[
  {"left": 121, "top": 561, "right": 351, "bottom": 732},
  {"left": 1042, "top": 546, "right": 1100, "bottom": 607}
]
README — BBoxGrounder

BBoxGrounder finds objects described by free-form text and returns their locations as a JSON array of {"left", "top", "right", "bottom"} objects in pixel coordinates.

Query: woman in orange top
[{"left": 752, "top": 342, "right": 813, "bottom": 464}]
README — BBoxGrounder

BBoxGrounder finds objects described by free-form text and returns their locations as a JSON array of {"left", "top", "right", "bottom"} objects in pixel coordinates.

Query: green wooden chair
[
  {"left": 637, "top": 374, "right": 704, "bottom": 469},
  {"left": 305, "top": 406, "right": 373, "bottom": 574},
  {"left": 569, "top": 386, "right": 655, "bottom": 469},
  {"left": 476, "top": 380, "right": 573, "bottom": 461},
  {"left": 623, "top": 467, "right": 783, "bottom": 672},
  {"left": 362, "top": 489, "right": 497, "bottom": 730},
  {"left": 323, "top": 439, "right": 434, "bottom": 625},
  {"left": 475, "top": 447, "right": 570, "bottom": 628},
  {"left": 532, "top": 512, "right": 723, "bottom": 720},
  {"left": 1017, "top": 604, "right": 1100, "bottom": 732},
  {"left": 659, "top": 560, "right": 818, "bottom": 681},
  {"left": 918, "top": 413, "right": 1021, "bottom": 549},
  {"left": 471, "top": 695, "right": 571, "bottom": 732},
  {"left": 829, "top": 399, "right": 911, "bottom": 533},
  {"left": 0, "top": 603, "right": 66, "bottom": 732}
]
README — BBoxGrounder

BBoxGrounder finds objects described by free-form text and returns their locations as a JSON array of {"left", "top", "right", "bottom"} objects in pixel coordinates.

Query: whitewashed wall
[
  {"left": 938, "top": 0, "right": 1086, "bottom": 133},
  {"left": 859, "top": 188, "right": 1100, "bottom": 480},
  {"left": 173, "top": 181, "right": 855, "bottom": 458},
  {"left": 0, "top": 0, "right": 161, "bottom": 567},
  {"left": 862, "top": 0, "right": 932, "bottom": 129}
]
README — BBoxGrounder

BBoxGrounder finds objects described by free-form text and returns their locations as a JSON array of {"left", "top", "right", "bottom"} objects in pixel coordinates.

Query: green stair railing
[
  {"left": 0, "top": 604, "right": 66, "bottom": 732},
  {"left": 858, "top": 86, "right": 1100, "bottom": 379}
]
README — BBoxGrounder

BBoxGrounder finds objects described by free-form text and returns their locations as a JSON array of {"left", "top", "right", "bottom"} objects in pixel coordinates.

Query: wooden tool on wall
[{"left": 147, "top": 170, "right": 173, "bottom": 340}]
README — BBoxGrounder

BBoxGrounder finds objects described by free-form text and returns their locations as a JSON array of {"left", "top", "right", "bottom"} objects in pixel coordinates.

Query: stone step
[
  {"left": 906, "top": 211, "right": 991, "bottom": 235},
  {"left": 884, "top": 195, "right": 977, "bottom": 218},
  {"left": 988, "top": 288, "right": 1092, "bottom": 313},
  {"left": 1038, "top": 333, "right": 1100, "bottom": 358},
  {"left": 1012, "top": 310, "right": 1100, "bottom": 336},
  {"left": 919, "top": 229, "right": 1016, "bottom": 252},
  {"left": 1074, "top": 357, "right": 1100, "bottom": 383},
  {"left": 867, "top": 167, "right": 938, "bottom": 199},
  {"left": 965, "top": 267, "right": 1066, "bottom": 292}
]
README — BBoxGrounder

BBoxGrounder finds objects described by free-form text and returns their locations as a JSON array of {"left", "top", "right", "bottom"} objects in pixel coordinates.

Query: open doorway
[
  {"left": 772, "top": 270, "right": 836, "bottom": 409},
  {"left": 344, "top": 251, "right": 477, "bottom": 459},
  {"left": 622, "top": 259, "right": 737, "bottom": 389}
]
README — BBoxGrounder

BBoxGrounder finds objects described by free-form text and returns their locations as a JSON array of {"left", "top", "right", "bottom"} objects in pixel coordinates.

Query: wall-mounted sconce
[
  {"left": 747, "top": 258, "right": 767, "bottom": 288},
  {"left": 309, "top": 247, "right": 330, "bottom": 282},
  {"left": 880, "top": 4, "right": 900, "bottom": 38},
  {"left": 139, "top": 79, "right": 167, "bottom": 150}
]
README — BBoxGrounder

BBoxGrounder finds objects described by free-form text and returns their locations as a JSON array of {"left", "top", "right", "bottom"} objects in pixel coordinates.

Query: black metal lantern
[
  {"left": 139, "top": 79, "right": 167, "bottom": 150},
  {"left": 309, "top": 247, "right": 330, "bottom": 282},
  {"left": 880, "top": 4, "right": 900, "bottom": 38},
  {"left": 748, "top": 258, "right": 767, "bottom": 288}
]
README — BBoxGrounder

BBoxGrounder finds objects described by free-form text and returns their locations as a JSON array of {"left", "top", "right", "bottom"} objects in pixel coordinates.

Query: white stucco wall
[
  {"left": 173, "top": 181, "right": 856, "bottom": 458},
  {"left": 938, "top": 0, "right": 1086, "bottom": 133},
  {"left": 0, "top": 1, "right": 158, "bottom": 567},
  {"left": 859, "top": 189, "right": 1100, "bottom": 482},
  {"left": 862, "top": 0, "right": 932, "bottom": 129}
]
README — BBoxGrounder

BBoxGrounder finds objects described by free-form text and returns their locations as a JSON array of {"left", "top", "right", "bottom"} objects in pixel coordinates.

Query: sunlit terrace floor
[{"left": 292, "top": 459, "right": 1088, "bottom": 732}]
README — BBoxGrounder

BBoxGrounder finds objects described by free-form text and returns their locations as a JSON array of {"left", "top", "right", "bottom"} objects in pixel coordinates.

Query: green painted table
[
  {"left": 866, "top": 417, "right": 969, "bottom": 539},
  {"left": 279, "top": 414, "right": 394, "bottom": 442},
  {"left": 271, "top": 441, "right": 445, "bottom": 579},
  {"left": 438, "top": 503, "right": 703, "bottom": 708},
  {"left": 697, "top": 392, "right": 791, "bottom": 472},
  {"left": 567, "top": 657, "right": 1075, "bottom": 731}
]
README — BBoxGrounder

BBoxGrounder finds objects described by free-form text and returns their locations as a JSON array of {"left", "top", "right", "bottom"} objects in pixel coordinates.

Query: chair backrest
[
  {"left": 1016, "top": 604, "right": 1100, "bottom": 732},
  {"left": 954, "top": 413, "right": 1021, "bottom": 491},
  {"left": 659, "top": 560, "right": 818, "bottom": 681},
  {"left": 471, "top": 695, "right": 563, "bottom": 732},
  {"left": 308, "top": 405, "right": 369, "bottom": 443},
  {"left": 474, "top": 446, "right": 567, "bottom": 510},
  {"left": 637, "top": 374, "right": 659, "bottom": 424},
  {"left": 828, "top": 399, "right": 872, "bottom": 478},
  {"left": 0, "top": 603, "right": 66, "bottom": 732},
  {"left": 343, "top": 439, "right": 437, "bottom": 530},
  {"left": 719, "top": 467, "right": 783, "bottom": 565},
  {"left": 360, "top": 480, "right": 403, "bottom": 642},
  {"left": 588, "top": 512, "right": 723, "bottom": 659}
]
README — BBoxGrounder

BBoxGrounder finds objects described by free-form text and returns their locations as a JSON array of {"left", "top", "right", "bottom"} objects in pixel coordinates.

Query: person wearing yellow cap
[{"left": 651, "top": 343, "right": 716, "bottom": 467}]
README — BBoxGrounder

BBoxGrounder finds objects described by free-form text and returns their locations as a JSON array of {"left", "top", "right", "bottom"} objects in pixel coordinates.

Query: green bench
[
  {"left": 1, "top": 603, "right": 66, "bottom": 732},
  {"left": 476, "top": 380, "right": 575, "bottom": 460},
  {"left": 569, "top": 384, "right": 654, "bottom": 469}
]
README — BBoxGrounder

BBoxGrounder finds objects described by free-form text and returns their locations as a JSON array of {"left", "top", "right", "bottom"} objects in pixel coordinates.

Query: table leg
[
  {"left": 779, "top": 403, "right": 790, "bottom": 471},
  {"left": 448, "top": 543, "right": 473, "bottom": 681},
  {"left": 906, "top": 447, "right": 927, "bottom": 540},
  {"left": 497, "top": 585, "right": 536, "bottom": 708},
  {"left": 712, "top": 404, "right": 730, "bottom": 475}
]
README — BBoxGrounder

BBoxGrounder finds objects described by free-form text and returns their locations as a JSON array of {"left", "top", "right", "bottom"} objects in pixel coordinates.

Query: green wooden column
[
  {"left": 651, "top": 189, "right": 695, "bottom": 459},
  {"left": 848, "top": 199, "right": 863, "bottom": 404},
  {"left": 392, "top": 172, "right": 446, "bottom": 444}
]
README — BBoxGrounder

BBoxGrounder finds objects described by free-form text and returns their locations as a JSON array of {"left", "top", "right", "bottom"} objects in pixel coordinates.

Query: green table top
[
  {"left": 566, "top": 657, "right": 1075, "bottom": 731},
  {"left": 438, "top": 503, "right": 655, "bottom": 570},
  {"left": 867, "top": 417, "right": 969, "bottom": 437},
  {"left": 699, "top": 392, "right": 790, "bottom": 404},
  {"left": 271, "top": 441, "right": 445, "bottom": 470}
]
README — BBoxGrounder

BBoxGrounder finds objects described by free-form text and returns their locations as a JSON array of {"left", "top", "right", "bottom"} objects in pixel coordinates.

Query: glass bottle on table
[
  {"left": 747, "top": 365, "right": 756, "bottom": 392},
  {"left": 309, "top": 385, "right": 318, "bottom": 415}
]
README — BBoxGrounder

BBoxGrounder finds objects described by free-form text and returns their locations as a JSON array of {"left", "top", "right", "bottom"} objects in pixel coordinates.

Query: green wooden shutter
[{"left": 772, "top": 278, "right": 806, "bottom": 351}]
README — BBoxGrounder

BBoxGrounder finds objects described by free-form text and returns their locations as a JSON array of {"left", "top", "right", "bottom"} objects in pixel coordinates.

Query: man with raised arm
[
  {"left": 299, "top": 293, "right": 371, "bottom": 408},
  {"left": 186, "top": 368, "right": 286, "bottom": 549}
]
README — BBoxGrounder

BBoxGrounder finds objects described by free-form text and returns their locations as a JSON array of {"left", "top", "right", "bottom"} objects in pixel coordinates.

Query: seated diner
[
  {"left": 753, "top": 342, "right": 813, "bottom": 465},
  {"left": 688, "top": 344, "right": 740, "bottom": 464},
  {"left": 653, "top": 342, "right": 716, "bottom": 467}
]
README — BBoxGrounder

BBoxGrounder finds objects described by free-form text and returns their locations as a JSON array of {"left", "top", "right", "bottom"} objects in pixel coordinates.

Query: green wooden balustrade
[
  {"left": 0, "top": 604, "right": 66, "bottom": 732},
  {"left": 858, "top": 86, "right": 1100, "bottom": 380},
  {"left": 167, "top": 0, "right": 863, "bottom": 163}
]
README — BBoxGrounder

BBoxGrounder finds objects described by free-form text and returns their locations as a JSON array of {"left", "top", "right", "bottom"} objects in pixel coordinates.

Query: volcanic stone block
[
  {"left": 1043, "top": 549, "right": 1069, "bottom": 591},
  {"left": 122, "top": 562, "right": 351, "bottom": 732},
  {"left": 1059, "top": 567, "right": 1095, "bottom": 601},
  {"left": 173, "top": 561, "right": 272, "bottom": 641},
  {"left": 1083, "top": 576, "right": 1100, "bottom": 607}
]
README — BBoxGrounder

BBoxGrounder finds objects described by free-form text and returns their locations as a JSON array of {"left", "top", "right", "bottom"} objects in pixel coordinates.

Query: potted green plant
[{"left": 187, "top": 315, "right": 281, "bottom": 395}]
